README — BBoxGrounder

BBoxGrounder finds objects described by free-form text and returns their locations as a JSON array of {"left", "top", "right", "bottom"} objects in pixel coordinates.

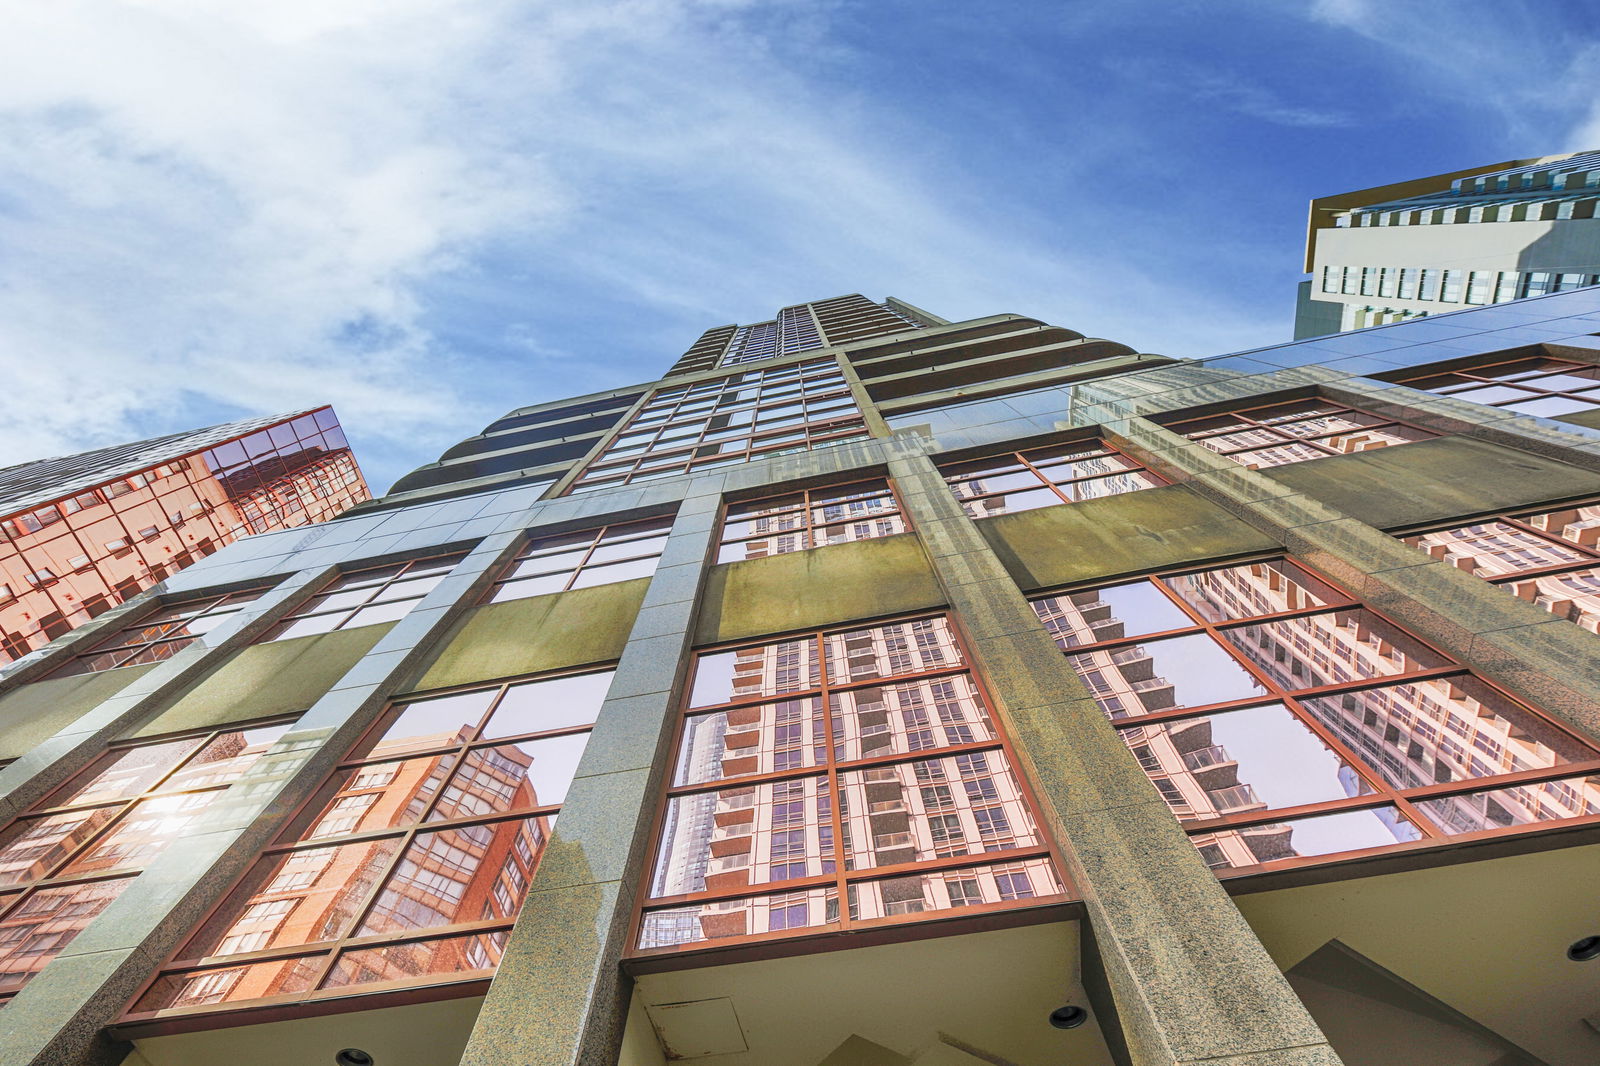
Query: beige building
[{"left": 1296, "top": 150, "right": 1600, "bottom": 336}]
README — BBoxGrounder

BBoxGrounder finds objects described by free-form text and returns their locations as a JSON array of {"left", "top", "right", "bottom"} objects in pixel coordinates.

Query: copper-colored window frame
[
  {"left": 937, "top": 436, "right": 1168, "bottom": 518},
  {"left": 715, "top": 476, "right": 912, "bottom": 563},
  {"left": 1386, "top": 353, "right": 1600, "bottom": 414},
  {"left": 1029, "top": 555, "right": 1600, "bottom": 882},
  {"left": 0, "top": 714, "right": 300, "bottom": 1006},
  {"left": 1160, "top": 397, "right": 1441, "bottom": 467},
  {"left": 48, "top": 586, "right": 272, "bottom": 679},
  {"left": 483, "top": 515, "right": 673, "bottom": 602},
  {"left": 256, "top": 550, "right": 469, "bottom": 643},
  {"left": 115, "top": 666, "right": 615, "bottom": 1036},
  {"left": 626, "top": 610, "right": 1073, "bottom": 964}
]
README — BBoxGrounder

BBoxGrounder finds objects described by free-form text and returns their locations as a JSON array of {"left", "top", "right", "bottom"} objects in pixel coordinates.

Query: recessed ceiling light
[
  {"left": 335, "top": 1050, "right": 375, "bottom": 1066},
  {"left": 1049, "top": 1004, "right": 1088, "bottom": 1030},
  {"left": 1568, "top": 936, "right": 1600, "bottom": 962}
]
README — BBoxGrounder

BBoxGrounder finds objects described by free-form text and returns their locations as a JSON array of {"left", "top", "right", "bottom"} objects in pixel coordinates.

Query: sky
[{"left": 3, "top": 0, "right": 1600, "bottom": 494}]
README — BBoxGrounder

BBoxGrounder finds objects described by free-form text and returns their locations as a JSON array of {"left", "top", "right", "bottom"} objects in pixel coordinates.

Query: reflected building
[{"left": 0, "top": 408, "right": 369, "bottom": 662}]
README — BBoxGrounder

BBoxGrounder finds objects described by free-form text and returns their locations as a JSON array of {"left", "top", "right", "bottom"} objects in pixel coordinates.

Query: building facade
[
  {"left": 0, "top": 409, "right": 370, "bottom": 664},
  {"left": 1296, "top": 149, "right": 1600, "bottom": 337},
  {"left": 0, "top": 293, "right": 1598, "bottom": 1065}
]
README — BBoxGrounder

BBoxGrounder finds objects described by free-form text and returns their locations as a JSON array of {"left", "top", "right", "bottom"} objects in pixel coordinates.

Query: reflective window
[
  {"left": 49, "top": 588, "right": 270, "bottom": 677},
  {"left": 568, "top": 359, "right": 868, "bottom": 493},
  {"left": 1162, "top": 399, "right": 1437, "bottom": 470},
  {"left": 1401, "top": 502, "right": 1600, "bottom": 634},
  {"left": 0, "top": 721, "right": 292, "bottom": 1003},
  {"left": 487, "top": 517, "right": 672, "bottom": 602},
  {"left": 125, "top": 668, "right": 613, "bottom": 1022},
  {"left": 1031, "top": 558, "right": 1600, "bottom": 875},
  {"left": 1390, "top": 356, "right": 1600, "bottom": 418},
  {"left": 717, "top": 479, "right": 909, "bottom": 563},
  {"left": 637, "top": 617, "right": 1065, "bottom": 954},
  {"left": 939, "top": 438, "right": 1165, "bottom": 518},
  {"left": 260, "top": 553, "right": 467, "bottom": 642}
]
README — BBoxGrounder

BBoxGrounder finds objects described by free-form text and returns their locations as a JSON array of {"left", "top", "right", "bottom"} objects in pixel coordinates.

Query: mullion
[
  {"left": 162, "top": 917, "right": 518, "bottom": 974},
  {"left": 684, "top": 661, "right": 971, "bottom": 717},
  {"left": 818, "top": 632, "right": 849, "bottom": 932},
  {"left": 1106, "top": 670, "right": 1468, "bottom": 730}
]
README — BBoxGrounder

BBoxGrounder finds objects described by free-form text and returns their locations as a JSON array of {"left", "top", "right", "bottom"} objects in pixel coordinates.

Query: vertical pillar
[
  {"left": 459, "top": 478, "right": 721, "bottom": 1066},
  {"left": 886, "top": 450, "right": 1342, "bottom": 1066},
  {"left": 0, "top": 533, "right": 523, "bottom": 1066}
]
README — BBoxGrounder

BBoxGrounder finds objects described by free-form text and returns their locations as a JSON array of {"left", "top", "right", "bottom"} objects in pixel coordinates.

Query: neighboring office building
[
  {"left": 1296, "top": 149, "right": 1600, "bottom": 337},
  {"left": 1, "top": 292, "right": 1600, "bottom": 1064},
  {"left": 0, "top": 408, "right": 370, "bottom": 663}
]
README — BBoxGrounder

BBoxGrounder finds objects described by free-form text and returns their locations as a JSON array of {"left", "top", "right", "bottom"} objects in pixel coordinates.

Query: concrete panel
[
  {"left": 1265, "top": 436, "right": 1600, "bottom": 530},
  {"left": 132, "top": 624, "right": 395, "bottom": 738},
  {"left": 411, "top": 578, "right": 649, "bottom": 691},
  {"left": 695, "top": 534, "right": 944, "bottom": 645},
  {"left": 978, "top": 485, "right": 1280, "bottom": 592},
  {"left": 0, "top": 665, "right": 159, "bottom": 758}
]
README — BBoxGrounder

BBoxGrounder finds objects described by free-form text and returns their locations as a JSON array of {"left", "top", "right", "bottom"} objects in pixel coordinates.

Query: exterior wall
[{"left": 0, "top": 291, "right": 1599, "bottom": 1063}]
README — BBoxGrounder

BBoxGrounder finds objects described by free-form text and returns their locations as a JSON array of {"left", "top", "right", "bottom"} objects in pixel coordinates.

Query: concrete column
[
  {"left": 459, "top": 478, "right": 721, "bottom": 1066},
  {"left": 0, "top": 532, "right": 523, "bottom": 1066},
  {"left": 885, "top": 450, "right": 1342, "bottom": 1066},
  {"left": 0, "top": 566, "right": 333, "bottom": 822},
  {"left": 1108, "top": 416, "right": 1600, "bottom": 746}
]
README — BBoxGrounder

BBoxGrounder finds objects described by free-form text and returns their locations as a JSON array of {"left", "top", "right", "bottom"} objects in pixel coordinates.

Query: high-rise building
[
  {"left": 0, "top": 409, "right": 370, "bottom": 665},
  {"left": 1296, "top": 149, "right": 1600, "bottom": 337},
  {"left": 0, "top": 292, "right": 1598, "bottom": 1066}
]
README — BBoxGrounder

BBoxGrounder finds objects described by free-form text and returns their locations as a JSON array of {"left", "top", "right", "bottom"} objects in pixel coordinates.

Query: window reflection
[
  {"left": 939, "top": 439, "right": 1163, "bottom": 518},
  {"left": 129, "top": 669, "right": 612, "bottom": 1020},
  {"left": 1162, "top": 399, "right": 1437, "bottom": 470},
  {"left": 1032, "top": 556, "right": 1600, "bottom": 877}
]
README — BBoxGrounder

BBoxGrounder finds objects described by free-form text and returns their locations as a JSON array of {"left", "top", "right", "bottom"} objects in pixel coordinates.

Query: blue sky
[{"left": 3, "top": 1, "right": 1599, "bottom": 494}]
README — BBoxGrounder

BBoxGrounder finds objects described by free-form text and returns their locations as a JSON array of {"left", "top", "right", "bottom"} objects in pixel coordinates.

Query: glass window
[
  {"left": 567, "top": 359, "right": 868, "bottom": 492},
  {"left": 124, "top": 668, "right": 613, "bottom": 1022},
  {"left": 0, "top": 721, "right": 292, "bottom": 1003},
  {"left": 717, "top": 479, "right": 910, "bottom": 563},
  {"left": 260, "top": 553, "right": 467, "bottom": 642},
  {"left": 637, "top": 617, "right": 1066, "bottom": 954},
  {"left": 51, "top": 588, "right": 271, "bottom": 678},
  {"left": 1162, "top": 399, "right": 1437, "bottom": 470},
  {"left": 939, "top": 438, "right": 1165, "bottom": 518},
  {"left": 1030, "top": 557, "right": 1600, "bottom": 877},
  {"left": 1400, "top": 501, "right": 1600, "bottom": 634},
  {"left": 486, "top": 517, "right": 671, "bottom": 602},
  {"left": 1388, "top": 356, "right": 1600, "bottom": 418}
]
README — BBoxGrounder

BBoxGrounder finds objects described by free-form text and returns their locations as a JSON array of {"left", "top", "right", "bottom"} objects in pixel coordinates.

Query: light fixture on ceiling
[
  {"left": 1568, "top": 935, "right": 1600, "bottom": 962},
  {"left": 1048, "top": 1004, "right": 1089, "bottom": 1030},
  {"left": 335, "top": 1050, "right": 375, "bottom": 1066}
]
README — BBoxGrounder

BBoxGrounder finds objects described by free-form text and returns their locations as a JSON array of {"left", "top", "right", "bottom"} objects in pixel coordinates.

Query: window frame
[
  {"left": 937, "top": 436, "right": 1167, "bottom": 519},
  {"left": 1386, "top": 354, "right": 1600, "bottom": 418},
  {"left": 1160, "top": 396, "right": 1439, "bottom": 470},
  {"left": 1028, "top": 555, "right": 1600, "bottom": 880},
  {"left": 48, "top": 587, "right": 273, "bottom": 678},
  {"left": 257, "top": 552, "right": 469, "bottom": 643},
  {"left": 715, "top": 478, "right": 912, "bottom": 564}
]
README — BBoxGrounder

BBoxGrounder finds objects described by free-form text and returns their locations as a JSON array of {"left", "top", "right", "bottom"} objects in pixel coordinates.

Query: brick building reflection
[{"left": 0, "top": 408, "right": 370, "bottom": 662}]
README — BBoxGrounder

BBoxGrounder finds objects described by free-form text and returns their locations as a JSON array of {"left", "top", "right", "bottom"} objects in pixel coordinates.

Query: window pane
[
  {"left": 58, "top": 791, "right": 224, "bottom": 877},
  {"left": 568, "top": 557, "right": 658, "bottom": 589},
  {"left": 487, "top": 572, "right": 571, "bottom": 602},
  {"left": 482, "top": 671, "right": 613, "bottom": 738},
  {"left": 1403, "top": 521, "right": 1587, "bottom": 577},
  {"left": 1120, "top": 702, "right": 1370, "bottom": 821},
  {"left": 185, "top": 837, "right": 406, "bottom": 957},
  {"left": 1216, "top": 610, "right": 1449, "bottom": 689},
  {"left": 1065, "top": 634, "right": 1267, "bottom": 718},
  {"left": 1501, "top": 567, "right": 1600, "bottom": 629},
  {"left": 49, "top": 738, "right": 206, "bottom": 808},
  {"left": 638, "top": 885, "right": 841, "bottom": 948},
  {"left": 1414, "top": 774, "right": 1600, "bottom": 834},
  {"left": 1295, "top": 677, "right": 1590, "bottom": 789},
  {"left": 690, "top": 641, "right": 820, "bottom": 707},
  {"left": 0, "top": 809, "right": 119, "bottom": 887},
  {"left": 161, "top": 723, "right": 292, "bottom": 792},
  {"left": 356, "top": 818, "right": 546, "bottom": 936},
  {"left": 294, "top": 755, "right": 459, "bottom": 840},
  {"left": 653, "top": 776, "right": 833, "bottom": 897},
  {"left": 839, "top": 751, "right": 1039, "bottom": 868},
  {"left": 428, "top": 735, "right": 589, "bottom": 817},
  {"left": 133, "top": 956, "right": 323, "bottom": 1012},
  {"left": 823, "top": 618, "right": 962, "bottom": 682},
  {"left": 1033, "top": 582, "right": 1193, "bottom": 646},
  {"left": 0, "top": 878, "right": 133, "bottom": 992},
  {"left": 830, "top": 677, "right": 996, "bottom": 762},
  {"left": 321, "top": 930, "right": 509, "bottom": 989},
  {"left": 961, "top": 486, "right": 1062, "bottom": 516},
  {"left": 847, "top": 858, "right": 1063, "bottom": 921},
  {"left": 675, "top": 699, "right": 826, "bottom": 785},
  {"left": 1191, "top": 806, "right": 1420, "bottom": 871},
  {"left": 1503, "top": 395, "right": 1598, "bottom": 417},
  {"left": 1161, "top": 560, "right": 1339, "bottom": 622},
  {"left": 1057, "top": 471, "right": 1162, "bottom": 501},
  {"left": 368, "top": 692, "right": 498, "bottom": 756}
]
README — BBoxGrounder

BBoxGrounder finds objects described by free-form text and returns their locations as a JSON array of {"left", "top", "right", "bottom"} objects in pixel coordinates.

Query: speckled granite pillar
[
  {"left": 458, "top": 481, "right": 720, "bottom": 1066},
  {"left": 887, "top": 450, "right": 1343, "bottom": 1066},
  {"left": 0, "top": 533, "right": 523, "bottom": 1066}
]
